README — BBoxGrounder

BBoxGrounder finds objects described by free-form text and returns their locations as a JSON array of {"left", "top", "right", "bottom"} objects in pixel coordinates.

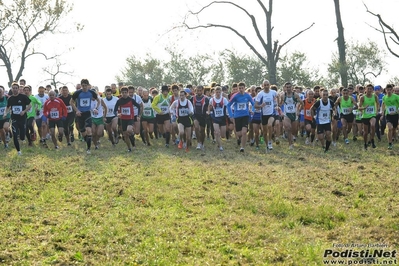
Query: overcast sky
[{"left": 1, "top": 0, "right": 398, "bottom": 91}]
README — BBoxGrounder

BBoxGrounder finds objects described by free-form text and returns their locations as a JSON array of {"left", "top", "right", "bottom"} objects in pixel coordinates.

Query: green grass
[{"left": 0, "top": 134, "right": 398, "bottom": 265}]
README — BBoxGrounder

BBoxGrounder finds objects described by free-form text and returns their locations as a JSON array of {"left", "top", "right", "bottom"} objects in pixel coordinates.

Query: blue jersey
[
  {"left": 227, "top": 93, "right": 255, "bottom": 118},
  {"left": 72, "top": 89, "right": 98, "bottom": 112}
]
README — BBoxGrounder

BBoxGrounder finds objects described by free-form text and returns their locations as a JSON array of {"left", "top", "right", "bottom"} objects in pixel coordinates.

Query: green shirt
[
  {"left": 382, "top": 93, "right": 399, "bottom": 115},
  {"left": 27, "top": 95, "right": 42, "bottom": 119},
  {"left": 362, "top": 94, "right": 377, "bottom": 119},
  {"left": 0, "top": 96, "right": 9, "bottom": 120}
]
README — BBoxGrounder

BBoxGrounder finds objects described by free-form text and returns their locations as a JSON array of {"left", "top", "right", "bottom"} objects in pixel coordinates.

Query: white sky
[{"left": 1, "top": 0, "right": 398, "bottom": 92}]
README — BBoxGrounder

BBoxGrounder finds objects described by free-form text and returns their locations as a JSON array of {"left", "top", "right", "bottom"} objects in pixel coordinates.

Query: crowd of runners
[{"left": 1, "top": 78, "right": 399, "bottom": 155}]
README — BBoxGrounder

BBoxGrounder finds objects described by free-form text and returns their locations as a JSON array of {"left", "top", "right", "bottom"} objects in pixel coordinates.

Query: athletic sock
[
  {"left": 310, "top": 134, "right": 315, "bottom": 143},
  {"left": 326, "top": 140, "right": 331, "bottom": 151},
  {"left": 129, "top": 134, "right": 135, "bottom": 146},
  {"left": 86, "top": 135, "right": 92, "bottom": 149},
  {"left": 165, "top": 132, "right": 170, "bottom": 144}
]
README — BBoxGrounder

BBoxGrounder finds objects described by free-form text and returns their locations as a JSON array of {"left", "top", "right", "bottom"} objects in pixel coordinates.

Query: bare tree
[
  {"left": 42, "top": 59, "right": 75, "bottom": 89},
  {"left": 0, "top": 0, "right": 81, "bottom": 87},
  {"left": 333, "top": 0, "right": 348, "bottom": 87},
  {"left": 183, "top": 0, "right": 314, "bottom": 85},
  {"left": 365, "top": 4, "right": 399, "bottom": 58}
]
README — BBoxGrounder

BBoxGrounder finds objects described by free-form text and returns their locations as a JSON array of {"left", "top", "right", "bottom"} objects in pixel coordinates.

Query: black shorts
[
  {"left": 49, "top": 119, "right": 63, "bottom": 129},
  {"left": 121, "top": 119, "right": 134, "bottom": 131},
  {"left": 177, "top": 116, "right": 193, "bottom": 128},
  {"left": 194, "top": 114, "right": 206, "bottom": 128},
  {"left": 0, "top": 118, "right": 9, "bottom": 129},
  {"left": 235, "top": 116, "right": 249, "bottom": 132},
  {"left": 212, "top": 117, "right": 227, "bottom": 126},
  {"left": 386, "top": 114, "right": 399, "bottom": 129},
  {"left": 305, "top": 119, "right": 316, "bottom": 129},
  {"left": 317, "top": 123, "right": 331, "bottom": 134},
  {"left": 362, "top": 117, "right": 375, "bottom": 126},
  {"left": 77, "top": 111, "right": 92, "bottom": 132},
  {"left": 250, "top": 119, "right": 261, "bottom": 125},
  {"left": 141, "top": 117, "right": 156, "bottom": 124},
  {"left": 261, "top": 115, "right": 277, "bottom": 126},
  {"left": 63, "top": 114, "right": 75, "bottom": 129},
  {"left": 105, "top": 116, "right": 117, "bottom": 124},
  {"left": 341, "top": 113, "right": 354, "bottom": 123},
  {"left": 156, "top": 114, "right": 170, "bottom": 124}
]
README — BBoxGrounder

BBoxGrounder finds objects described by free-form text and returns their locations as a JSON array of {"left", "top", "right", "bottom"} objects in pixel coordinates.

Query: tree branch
[
  {"left": 184, "top": 23, "right": 268, "bottom": 66},
  {"left": 275, "top": 22, "right": 315, "bottom": 62},
  {"left": 185, "top": 1, "right": 268, "bottom": 53},
  {"left": 364, "top": 3, "right": 399, "bottom": 58}
]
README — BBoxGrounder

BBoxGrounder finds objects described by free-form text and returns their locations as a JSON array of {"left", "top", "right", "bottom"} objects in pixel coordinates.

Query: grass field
[{"left": 0, "top": 133, "right": 398, "bottom": 265}]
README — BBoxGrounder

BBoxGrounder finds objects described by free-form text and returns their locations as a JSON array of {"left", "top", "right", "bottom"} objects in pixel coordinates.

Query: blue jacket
[{"left": 227, "top": 93, "right": 255, "bottom": 118}]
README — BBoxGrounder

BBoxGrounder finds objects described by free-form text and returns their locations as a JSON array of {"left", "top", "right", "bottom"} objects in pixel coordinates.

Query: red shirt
[{"left": 43, "top": 98, "right": 68, "bottom": 121}]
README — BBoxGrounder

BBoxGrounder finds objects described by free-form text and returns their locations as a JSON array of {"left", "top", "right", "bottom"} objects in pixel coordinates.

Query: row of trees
[{"left": 118, "top": 40, "right": 389, "bottom": 89}]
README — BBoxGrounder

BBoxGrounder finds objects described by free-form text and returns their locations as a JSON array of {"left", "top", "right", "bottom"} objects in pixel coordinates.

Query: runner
[
  {"left": 35, "top": 86, "right": 49, "bottom": 145},
  {"left": 128, "top": 86, "right": 143, "bottom": 144},
  {"left": 141, "top": 89, "right": 156, "bottom": 146},
  {"left": 170, "top": 89, "right": 194, "bottom": 152},
  {"left": 103, "top": 88, "right": 119, "bottom": 146},
  {"left": 90, "top": 89, "right": 107, "bottom": 150},
  {"left": 302, "top": 90, "right": 316, "bottom": 145},
  {"left": 358, "top": 84, "right": 380, "bottom": 150},
  {"left": 114, "top": 86, "right": 141, "bottom": 152},
  {"left": 43, "top": 91, "right": 68, "bottom": 149},
  {"left": 58, "top": 86, "right": 75, "bottom": 145},
  {"left": 334, "top": 88, "right": 357, "bottom": 144},
  {"left": 169, "top": 84, "right": 180, "bottom": 145},
  {"left": 311, "top": 89, "right": 335, "bottom": 153},
  {"left": 279, "top": 82, "right": 303, "bottom": 149},
  {"left": 4, "top": 82, "right": 31, "bottom": 155},
  {"left": 192, "top": 85, "right": 209, "bottom": 150},
  {"left": 152, "top": 85, "right": 171, "bottom": 147},
  {"left": 70, "top": 79, "right": 101, "bottom": 154},
  {"left": 23, "top": 85, "right": 42, "bottom": 146},
  {"left": 0, "top": 86, "right": 11, "bottom": 148},
  {"left": 227, "top": 82, "right": 255, "bottom": 152},
  {"left": 208, "top": 86, "right": 229, "bottom": 151},
  {"left": 381, "top": 84, "right": 399, "bottom": 149},
  {"left": 255, "top": 80, "right": 280, "bottom": 151}
]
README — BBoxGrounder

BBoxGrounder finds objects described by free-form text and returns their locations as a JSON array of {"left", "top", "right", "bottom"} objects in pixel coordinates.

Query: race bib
[
  {"left": 237, "top": 103, "right": 247, "bottom": 111},
  {"left": 50, "top": 111, "right": 59, "bottom": 119},
  {"left": 306, "top": 110, "right": 311, "bottom": 117},
  {"left": 286, "top": 104, "right": 295, "bottom": 113},
  {"left": 121, "top": 107, "right": 131, "bottom": 115},
  {"left": 79, "top": 98, "right": 91, "bottom": 107},
  {"left": 365, "top": 106, "right": 375, "bottom": 114},
  {"left": 143, "top": 109, "right": 152, "bottom": 117},
  {"left": 322, "top": 112, "right": 328, "bottom": 118},
  {"left": 214, "top": 108, "right": 223, "bottom": 117},
  {"left": 179, "top": 108, "right": 189, "bottom": 116},
  {"left": 0, "top": 107, "right": 5, "bottom": 116},
  {"left": 12, "top": 106, "right": 22, "bottom": 114},
  {"left": 265, "top": 101, "right": 272, "bottom": 106},
  {"left": 67, "top": 105, "right": 73, "bottom": 113},
  {"left": 341, "top": 108, "right": 350, "bottom": 115},
  {"left": 388, "top": 106, "right": 397, "bottom": 114},
  {"left": 160, "top": 106, "right": 169, "bottom": 114},
  {"left": 107, "top": 108, "right": 114, "bottom": 115}
]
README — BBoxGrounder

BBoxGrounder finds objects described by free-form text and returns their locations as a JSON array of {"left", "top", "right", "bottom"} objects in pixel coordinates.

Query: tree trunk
[{"left": 333, "top": 0, "right": 348, "bottom": 87}]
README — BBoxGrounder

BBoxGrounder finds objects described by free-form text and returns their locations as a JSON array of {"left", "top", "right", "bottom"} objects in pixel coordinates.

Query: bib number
[
  {"left": 12, "top": 106, "right": 22, "bottom": 115},
  {"left": 179, "top": 108, "right": 189, "bottom": 116},
  {"left": 79, "top": 98, "right": 91, "bottom": 107},
  {"left": 342, "top": 108, "right": 350, "bottom": 115},
  {"left": 160, "top": 106, "right": 168, "bottom": 114},
  {"left": 237, "top": 103, "right": 246, "bottom": 111},
  {"left": 143, "top": 109, "right": 152, "bottom": 117},
  {"left": 365, "top": 106, "right": 374, "bottom": 114},
  {"left": 0, "top": 107, "right": 5, "bottom": 116},
  {"left": 50, "top": 111, "right": 59, "bottom": 119},
  {"left": 121, "top": 107, "right": 131, "bottom": 115},
  {"left": 67, "top": 106, "right": 73, "bottom": 113},
  {"left": 286, "top": 104, "right": 295, "bottom": 113},
  {"left": 306, "top": 110, "right": 311, "bottom": 117},
  {"left": 214, "top": 108, "right": 223, "bottom": 117},
  {"left": 388, "top": 106, "right": 397, "bottom": 114}
]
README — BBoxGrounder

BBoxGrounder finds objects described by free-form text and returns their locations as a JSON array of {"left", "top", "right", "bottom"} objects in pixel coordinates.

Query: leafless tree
[{"left": 183, "top": 0, "right": 314, "bottom": 85}]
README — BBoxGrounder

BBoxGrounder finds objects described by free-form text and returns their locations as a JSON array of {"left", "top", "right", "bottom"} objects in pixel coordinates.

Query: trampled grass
[{"left": 0, "top": 134, "right": 398, "bottom": 265}]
